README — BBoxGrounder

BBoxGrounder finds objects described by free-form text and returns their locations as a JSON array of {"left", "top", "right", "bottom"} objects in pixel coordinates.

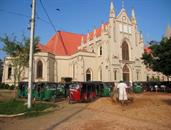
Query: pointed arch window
[
  {"left": 122, "top": 41, "right": 129, "bottom": 60},
  {"left": 86, "top": 68, "right": 92, "bottom": 81},
  {"left": 99, "top": 46, "right": 102, "bottom": 56},
  {"left": 114, "top": 70, "right": 117, "bottom": 81},
  {"left": 7, "top": 64, "right": 12, "bottom": 79},
  {"left": 37, "top": 60, "right": 43, "bottom": 78}
]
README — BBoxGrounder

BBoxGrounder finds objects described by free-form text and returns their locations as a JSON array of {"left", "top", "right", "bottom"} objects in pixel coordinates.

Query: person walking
[{"left": 117, "top": 81, "right": 128, "bottom": 105}]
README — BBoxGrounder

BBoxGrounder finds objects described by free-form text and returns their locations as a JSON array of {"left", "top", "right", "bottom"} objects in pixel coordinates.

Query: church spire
[
  {"left": 165, "top": 24, "right": 171, "bottom": 39},
  {"left": 131, "top": 8, "right": 136, "bottom": 24},
  {"left": 109, "top": 0, "right": 116, "bottom": 18}
]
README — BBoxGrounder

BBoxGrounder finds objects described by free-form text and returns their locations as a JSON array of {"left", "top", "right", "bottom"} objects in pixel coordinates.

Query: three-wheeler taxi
[{"left": 68, "top": 82, "right": 96, "bottom": 103}]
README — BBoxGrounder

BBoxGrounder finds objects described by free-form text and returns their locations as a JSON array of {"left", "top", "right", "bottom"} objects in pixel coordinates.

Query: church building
[{"left": 2, "top": 1, "right": 167, "bottom": 84}]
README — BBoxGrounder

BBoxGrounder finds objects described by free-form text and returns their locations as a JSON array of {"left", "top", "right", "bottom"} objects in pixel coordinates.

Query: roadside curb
[
  {"left": 0, "top": 113, "right": 25, "bottom": 118},
  {"left": 0, "top": 105, "right": 62, "bottom": 118}
]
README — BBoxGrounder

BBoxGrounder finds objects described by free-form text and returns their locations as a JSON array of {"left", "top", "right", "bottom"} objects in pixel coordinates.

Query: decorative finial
[{"left": 122, "top": 0, "right": 124, "bottom": 9}]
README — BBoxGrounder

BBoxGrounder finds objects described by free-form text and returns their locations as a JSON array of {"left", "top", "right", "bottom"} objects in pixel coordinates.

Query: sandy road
[{"left": 0, "top": 92, "right": 171, "bottom": 130}]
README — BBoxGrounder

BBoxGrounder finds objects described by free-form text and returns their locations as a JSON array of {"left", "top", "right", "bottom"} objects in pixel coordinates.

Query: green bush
[
  {"left": 0, "top": 83, "right": 5, "bottom": 89},
  {"left": 9, "top": 85, "right": 15, "bottom": 90},
  {"left": 0, "top": 83, "right": 15, "bottom": 90}
]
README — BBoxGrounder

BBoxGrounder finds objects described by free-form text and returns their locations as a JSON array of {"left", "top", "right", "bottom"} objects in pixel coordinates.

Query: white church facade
[{"left": 2, "top": 1, "right": 168, "bottom": 85}]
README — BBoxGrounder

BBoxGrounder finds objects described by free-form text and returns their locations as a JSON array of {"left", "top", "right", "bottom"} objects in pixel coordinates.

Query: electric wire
[
  {"left": 0, "top": 9, "right": 50, "bottom": 24},
  {"left": 39, "top": 0, "right": 57, "bottom": 33}
]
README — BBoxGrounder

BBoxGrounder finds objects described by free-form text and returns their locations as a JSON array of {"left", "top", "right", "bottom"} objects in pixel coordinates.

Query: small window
[
  {"left": 147, "top": 76, "right": 149, "bottom": 81},
  {"left": 86, "top": 69, "right": 92, "bottom": 81},
  {"left": 7, "top": 65, "right": 12, "bottom": 79},
  {"left": 100, "top": 46, "right": 102, "bottom": 56},
  {"left": 37, "top": 60, "right": 43, "bottom": 78},
  {"left": 114, "top": 70, "right": 117, "bottom": 80},
  {"left": 136, "top": 71, "right": 139, "bottom": 80}
]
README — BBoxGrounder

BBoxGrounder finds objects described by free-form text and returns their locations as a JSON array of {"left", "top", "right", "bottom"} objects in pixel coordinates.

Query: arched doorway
[
  {"left": 123, "top": 64, "right": 130, "bottom": 81},
  {"left": 86, "top": 68, "right": 92, "bottom": 81},
  {"left": 37, "top": 60, "right": 43, "bottom": 78},
  {"left": 122, "top": 41, "right": 129, "bottom": 60}
]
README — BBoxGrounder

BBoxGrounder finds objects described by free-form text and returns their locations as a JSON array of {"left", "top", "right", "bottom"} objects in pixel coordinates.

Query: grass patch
[
  {"left": 25, "top": 102, "right": 56, "bottom": 117},
  {"left": 0, "top": 99, "right": 26, "bottom": 115},
  {"left": 0, "top": 99, "right": 56, "bottom": 117}
]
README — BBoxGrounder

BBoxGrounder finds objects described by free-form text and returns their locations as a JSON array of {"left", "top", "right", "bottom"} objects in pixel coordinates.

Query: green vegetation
[
  {"left": 0, "top": 59, "right": 3, "bottom": 82},
  {"left": 0, "top": 83, "right": 15, "bottom": 90},
  {"left": 142, "top": 37, "right": 171, "bottom": 78},
  {"left": 0, "top": 99, "right": 56, "bottom": 117},
  {"left": 0, "top": 35, "right": 39, "bottom": 91}
]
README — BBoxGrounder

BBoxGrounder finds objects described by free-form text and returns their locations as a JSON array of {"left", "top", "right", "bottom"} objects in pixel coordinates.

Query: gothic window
[
  {"left": 86, "top": 68, "right": 92, "bottom": 81},
  {"left": 123, "top": 65, "right": 130, "bottom": 81},
  {"left": 147, "top": 76, "right": 149, "bottom": 81},
  {"left": 37, "top": 60, "right": 43, "bottom": 78},
  {"left": 7, "top": 64, "right": 12, "bottom": 79},
  {"left": 136, "top": 71, "right": 139, "bottom": 80},
  {"left": 99, "top": 46, "right": 102, "bottom": 56},
  {"left": 122, "top": 41, "right": 129, "bottom": 60},
  {"left": 114, "top": 70, "right": 117, "bottom": 80},
  {"left": 152, "top": 76, "right": 154, "bottom": 81}
]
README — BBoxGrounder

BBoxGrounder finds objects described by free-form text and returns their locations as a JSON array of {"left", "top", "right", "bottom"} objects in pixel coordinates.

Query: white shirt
[{"left": 117, "top": 82, "right": 128, "bottom": 100}]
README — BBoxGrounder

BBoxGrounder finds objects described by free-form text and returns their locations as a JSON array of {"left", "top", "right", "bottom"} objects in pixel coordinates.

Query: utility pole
[{"left": 28, "top": 0, "right": 36, "bottom": 109}]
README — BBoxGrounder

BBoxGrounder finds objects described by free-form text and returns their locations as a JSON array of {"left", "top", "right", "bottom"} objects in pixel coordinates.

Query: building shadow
[{"left": 46, "top": 104, "right": 89, "bottom": 130}]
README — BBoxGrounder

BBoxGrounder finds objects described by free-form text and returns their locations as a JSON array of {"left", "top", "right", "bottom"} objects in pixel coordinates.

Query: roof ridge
[
  {"left": 58, "top": 30, "right": 84, "bottom": 36},
  {"left": 58, "top": 31, "right": 68, "bottom": 55}
]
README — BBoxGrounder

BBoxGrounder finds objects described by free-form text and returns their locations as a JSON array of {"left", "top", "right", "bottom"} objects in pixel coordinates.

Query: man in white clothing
[{"left": 117, "top": 81, "right": 128, "bottom": 105}]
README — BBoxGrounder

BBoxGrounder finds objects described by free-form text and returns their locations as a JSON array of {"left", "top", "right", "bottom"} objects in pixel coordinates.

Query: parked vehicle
[
  {"left": 68, "top": 82, "right": 96, "bottom": 103},
  {"left": 18, "top": 82, "right": 28, "bottom": 98},
  {"left": 93, "top": 82, "right": 113, "bottom": 97},
  {"left": 132, "top": 83, "right": 143, "bottom": 93}
]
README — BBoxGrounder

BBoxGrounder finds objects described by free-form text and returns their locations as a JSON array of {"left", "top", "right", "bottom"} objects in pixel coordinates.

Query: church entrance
[{"left": 123, "top": 64, "right": 130, "bottom": 81}]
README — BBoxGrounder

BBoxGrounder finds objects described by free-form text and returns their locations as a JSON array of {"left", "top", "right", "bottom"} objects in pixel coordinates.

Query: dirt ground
[{"left": 0, "top": 92, "right": 171, "bottom": 130}]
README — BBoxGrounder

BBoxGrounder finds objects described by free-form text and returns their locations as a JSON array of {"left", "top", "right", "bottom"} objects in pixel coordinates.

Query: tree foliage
[
  {"left": 0, "top": 59, "right": 3, "bottom": 82},
  {"left": 142, "top": 37, "right": 171, "bottom": 76},
  {"left": 0, "top": 34, "right": 39, "bottom": 88}
]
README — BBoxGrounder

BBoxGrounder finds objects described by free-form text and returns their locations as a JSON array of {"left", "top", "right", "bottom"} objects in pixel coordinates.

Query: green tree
[
  {"left": 142, "top": 37, "right": 171, "bottom": 78},
  {"left": 0, "top": 35, "right": 39, "bottom": 96},
  {"left": 0, "top": 59, "right": 3, "bottom": 82}
]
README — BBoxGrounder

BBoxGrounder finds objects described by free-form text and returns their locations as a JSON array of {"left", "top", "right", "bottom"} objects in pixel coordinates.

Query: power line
[
  {"left": 0, "top": 8, "right": 49, "bottom": 24},
  {"left": 39, "top": 0, "right": 57, "bottom": 33}
]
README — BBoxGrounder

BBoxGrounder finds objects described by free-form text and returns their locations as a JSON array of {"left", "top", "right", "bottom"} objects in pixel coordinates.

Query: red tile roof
[
  {"left": 39, "top": 31, "right": 83, "bottom": 56},
  {"left": 38, "top": 23, "right": 108, "bottom": 56},
  {"left": 83, "top": 23, "right": 108, "bottom": 43},
  {"left": 144, "top": 47, "right": 151, "bottom": 54}
]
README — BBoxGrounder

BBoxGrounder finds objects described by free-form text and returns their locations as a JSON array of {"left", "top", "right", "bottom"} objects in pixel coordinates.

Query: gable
[{"left": 117, "top": 9, "right": 131, "bottom": 24}]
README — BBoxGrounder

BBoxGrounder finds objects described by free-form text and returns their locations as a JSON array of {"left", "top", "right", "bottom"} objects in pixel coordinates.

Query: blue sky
[{"left": 0, "top": 0, "right": 171, "bottom": 59}]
